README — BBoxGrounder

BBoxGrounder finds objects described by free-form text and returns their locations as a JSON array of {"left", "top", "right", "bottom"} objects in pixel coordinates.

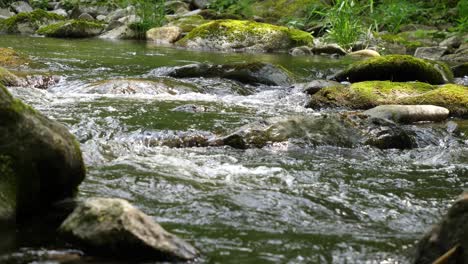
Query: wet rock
[
  {"left": 333, "top": 55, "right": 453, "bottom": 84},
  {"left": 452, "top": 63, "right": 468, "bottom": 77},
  {"left": 312, "top": 43, "right": 347, "bottom": 56},
  {"left": 289, "top": 46, "right": 312, "bottom": 56},
  {"left": 348, "top": 49, "right": 380, "bottom": 58},
  {"left": 294, "top": 79, "right": 340, "bottom": 95},
  {"left": 149, "top": 62, "right": 292, "bottom": 86},
  {"left": 137, "top": 130, "right": 215, "bottom": 148},
  {"left": 77, "top": 13, "right": 94, "bottom": 21},
  {"left": 442, "top": 46, "right": 468, "bottom": 63},
  {"left": 146, "top": 26, "right": 182, "bottom": 44},
  {"left": 308, "top": 81, "right": 468, "bottom": 117},
  {"left": 363, "top": 105, "right": 449, "bottom": 124},
  {"left": 219, "top": 113, "right": 444, "bottom": 150},
  {"left": 414, "top": 194, "right": 468, "bottom": 264},
  {"left": 0, "top": 9, "right": 66, "bottom": 34},
  {"left": 99, "top": 25, "right": 137, "bottom": 39},
  {"left": 37, "top": 19, "right": 105, "bottom": 38},
  {"left": 10, "top": 1, "right": 33, "bottom": 13},
  {"left": 0, "top": 67, "right": 23, "bottom": 86},
  {"left": 59, "top": 197, "right": 198, "bottom": 261},
  {"left": 439, "top": 35, "right": 462, "bottom": 50},
  {"left": 69, "top": 4, "right": 112, "bottom": 18},
  {"left": 0, "top": 84, "right": 85, "bottom": 221},
  {"left": 176, "top": 19, "right": 313, "bottom": 52},
  {"left": 414, "top": 46, "right": 448, "bottom": 61}
]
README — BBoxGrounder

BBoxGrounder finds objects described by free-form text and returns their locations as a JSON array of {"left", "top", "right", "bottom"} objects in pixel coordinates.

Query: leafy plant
[{"left": 315, "top": 0, "right": 367, "bottom": 49}]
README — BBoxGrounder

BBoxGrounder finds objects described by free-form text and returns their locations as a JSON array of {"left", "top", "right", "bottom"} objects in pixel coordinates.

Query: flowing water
[{"left": 1, "top": 34, "right": 467, "bottom": 263}]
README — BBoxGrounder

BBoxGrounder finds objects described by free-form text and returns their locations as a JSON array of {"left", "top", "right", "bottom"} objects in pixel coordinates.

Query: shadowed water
[{"left": 0, "top": 35, "right": 467, "bottom": 263}]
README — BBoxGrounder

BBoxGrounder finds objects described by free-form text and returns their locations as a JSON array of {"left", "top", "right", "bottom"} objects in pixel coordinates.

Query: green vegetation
[
  {"left": 0, "top": 9, "right": 66, "bottom": 33},
  {"left": 208, "top": 0, "right": 253, "bottom": 18},
  {"left": 126, "top": 0, "right": 166, "bottom": 39}
]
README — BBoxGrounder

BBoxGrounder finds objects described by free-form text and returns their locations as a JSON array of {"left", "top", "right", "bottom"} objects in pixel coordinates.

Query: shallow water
[{"left": 0, "top": 34, "right": 467, "bottom": 263}]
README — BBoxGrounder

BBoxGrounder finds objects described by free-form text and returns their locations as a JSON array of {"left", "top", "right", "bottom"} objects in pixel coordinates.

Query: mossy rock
[
  {"left": 308, "top": 81, "right": 468, "bottom": 117},
  {"left": 176, "top": 19, "right": 313, "bottom": 52},
  {"left": 37, "top": 19, "right": 105, "bottom": 38},
  {"left": 0, "top": 9, "right": 65, "bottom": 34},
  {"left": 0, "top": 48, "right": 31, "bottom": 68},
  {"left": 0, "top": 84, "right": 85, "bottom": 221},
  {"left": 333, "top": 55, "right": 453, "bottom": 85},
  {"left": 0, "top": 67, "right": 22, "bottom": 86},
  {"left": 167, "top": 15, "right": 207, "bottom": 33}
]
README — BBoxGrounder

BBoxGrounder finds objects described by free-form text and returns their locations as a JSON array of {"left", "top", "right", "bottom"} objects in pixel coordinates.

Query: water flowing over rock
[
  {"left": 363, "top": 105, "right": 449, "bottom": 123},
  {"left": 59, "top": 197, "right": 198, "bottom": 261},
  {"left": 176, "top": 19, "right": 313, "bottom": 52},
  {"left": 0, "top": 84, "right": 85, "bottom": 221},
  {"left": 333, "top": 55, "right": 453, "bottom": 84},
  {"left": 148, "top": 62, "right": 293, "bottom": 86},
  {"left": 414, "top": 193, "right": 468, "bottom": 264}
]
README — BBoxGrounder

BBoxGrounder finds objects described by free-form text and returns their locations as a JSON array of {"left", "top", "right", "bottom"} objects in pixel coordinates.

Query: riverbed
[{"left": 1, "top": 34, "right": 467, "bottom": 263}]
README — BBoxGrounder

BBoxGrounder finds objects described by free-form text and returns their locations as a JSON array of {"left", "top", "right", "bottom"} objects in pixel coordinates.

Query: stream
[{"left": 1, "top": 34, "right": 467, "bottom": 263}]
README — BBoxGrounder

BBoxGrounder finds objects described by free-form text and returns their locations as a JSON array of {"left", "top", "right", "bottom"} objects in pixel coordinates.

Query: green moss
[
  {"left": 37, "top": 19, "right": 104, "bottom": 38},
  {"left": 0, "top": 9, "right": 65, "bottom": 33},
  {"left": 334, "top": 55, "right": 453, "bottom": 84},
  {"left": 178, "top": 19, "right": 312, "bottom": 49},
  {"left": 308, "top": 81, "right": 467, "bottom": 117},
  {"left": 403, "top": 84, "right": 468, "bottom": 117},
  {"left": 0, "top": 48, "right": 30, "bottom": 68}
]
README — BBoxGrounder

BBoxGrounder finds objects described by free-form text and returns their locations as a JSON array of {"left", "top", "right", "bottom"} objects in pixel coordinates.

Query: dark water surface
[{"left": 0, "top": 34, "right": 467, "bottom": 263}]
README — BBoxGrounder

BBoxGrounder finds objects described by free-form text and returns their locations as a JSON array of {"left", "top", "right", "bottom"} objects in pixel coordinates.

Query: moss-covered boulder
[
  {"left": 308, "top": 81, "right": 468, "bottom": 117},
  {"left": 333, "top": 55, "right": 453, "bottom": 84},
  {"left": 0, "top": 84, "right": 85, "bottom": 221},
  {"left": 150, "top": 62, "right": 293, "bottom": 86},
  {"left": 0, "top": 9, "right": 65, "bottom": 34},
  {"left": 0, "top": 48, "right": 31, "bottom": 68},
  {"left": 37, "top": 19, "right": 105, "bottom": 38},
  {"left": 0, "top": 67, "right": 22, "bottom": 86},
  {"left": 176, "top": 19, "right": 313, "bottom": 52}
]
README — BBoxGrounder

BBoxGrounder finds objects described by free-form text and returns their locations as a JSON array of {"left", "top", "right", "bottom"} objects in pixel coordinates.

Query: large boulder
[
  {"left": 59, "top": 197, "right": 198, "bottom": 261},
  {"left": 176, "top": 19, "right": 313, "bottom": 52},
  {"left": 333, "top": 55, "right": 453, "bottom": 85},
  {"left": 363, "top": 105, "right": 449, "bottom": 123},
  {"left": 414, "top": 194, "right": 468, "bottom": 264},
  {"left": 37, "top": 19, "right": 105, "bottom": 38},
  {"left": 0, "top": 9, "right": 65, "bottom": 34},
  {"left": 0, "top": 84, "right": 85, "bottom": 221},
  {"left": 149, "top": 62, "right": 293, "bottom": 86},
  {"left": 308, "top": 81, "right": 468, "bottom": 117}
]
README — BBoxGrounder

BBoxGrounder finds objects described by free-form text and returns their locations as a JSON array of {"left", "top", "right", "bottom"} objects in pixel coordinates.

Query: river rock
[
  {"left": 218, "top": 113, "right": 446, "bottom": 150},
  {"left": 81, "top": 79, "right": 195, "bottom": 95},
  {"left": 77, "top": 13, "right": 94, "bottom": 21},
  {"left": 414, "top": 193, "right": 468, "bottom": 264},
  {"left": 0, "top": 84, "right": 85, "bottom": 221},
  {"left": 49, "top": 8, "right": 68, "bottom": 17},
  {"left": 37, "top": 19, "right": 105, "bottom": 38},
  {"left": 452, "top": 63, "right": 468, "bottom": 77},
  {"left": 165, "top": 0, "right": 190, "bottom": 14},
  {"left": 289, "top": 46, "right": 312, "bottom": 56},
  {"left": 99, "top": 25, "right": 137, "bottom": 39},
  {"left": 59, "top": 197, "right": 198, "bottom": 261},
  {"left": 176, "top": 19, "right": 313, "bottom": 52},
  {"left": 414, "top": 46, "right": 448, "bottom": 61},
  {"left": 10, "top": 1, "right": 33, "bottom": 13},
  {"left": 442, "top": 46, "right": 468, "bottom": 63},
  {"left": 439, "top": 35, "right": 462, "bottom": 50},
  {"left": 348, "top": 49, "right": 380, "bottom": 58},
  {"left": 333, "top": 55, "right": 453, "bottom": 84},
  {"left": 149, "top": 62, "right": 292, "bottom": 86},
  {"left": 294, "top": 79, "right": 340, "bottom": 95},
  {"left": 192, "top": 0, "right": 209, "bottom": 9},
  {"left": 166, "top": 15, "right": 206, "bottom": 33},
  {"left": 0, "top": 67, "right": 23, "bottom": 86},
  {"left": 308, "top": 81, "right": 468, "bottom": 117},
  {"left": 146, "top": 26, "right": 182, "bottom": 44},
  {"left": 363, "top": 105, "right": 449, "bottom": 123},
  {"left": 312, "top": 43, "right": 347, "bottom": 56},
  {"left": 0, "top": 9, "right": 66, "bottom": 34}
]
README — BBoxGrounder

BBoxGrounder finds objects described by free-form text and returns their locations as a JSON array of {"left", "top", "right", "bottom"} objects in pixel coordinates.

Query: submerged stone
[
  {"left": 150, "top": 62, "right": 293, "bottom": 86},
  {"left": 176, "top": 19, "right": 313, "bottom": 52},
  {"left": 0, "top": 84, "right": 85, "bottom": 221},
  {"left": 308, "top": 81, "right": 468, "bottom": 117},
  {"left": 333, "top": 55, "right": 453, "bottom": 84},
  {"left": 59, "top": 197, "right": 198, "bottom": 261},
  {"left": 37, "top": 19, "right": 104, "bottom": 38}
]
